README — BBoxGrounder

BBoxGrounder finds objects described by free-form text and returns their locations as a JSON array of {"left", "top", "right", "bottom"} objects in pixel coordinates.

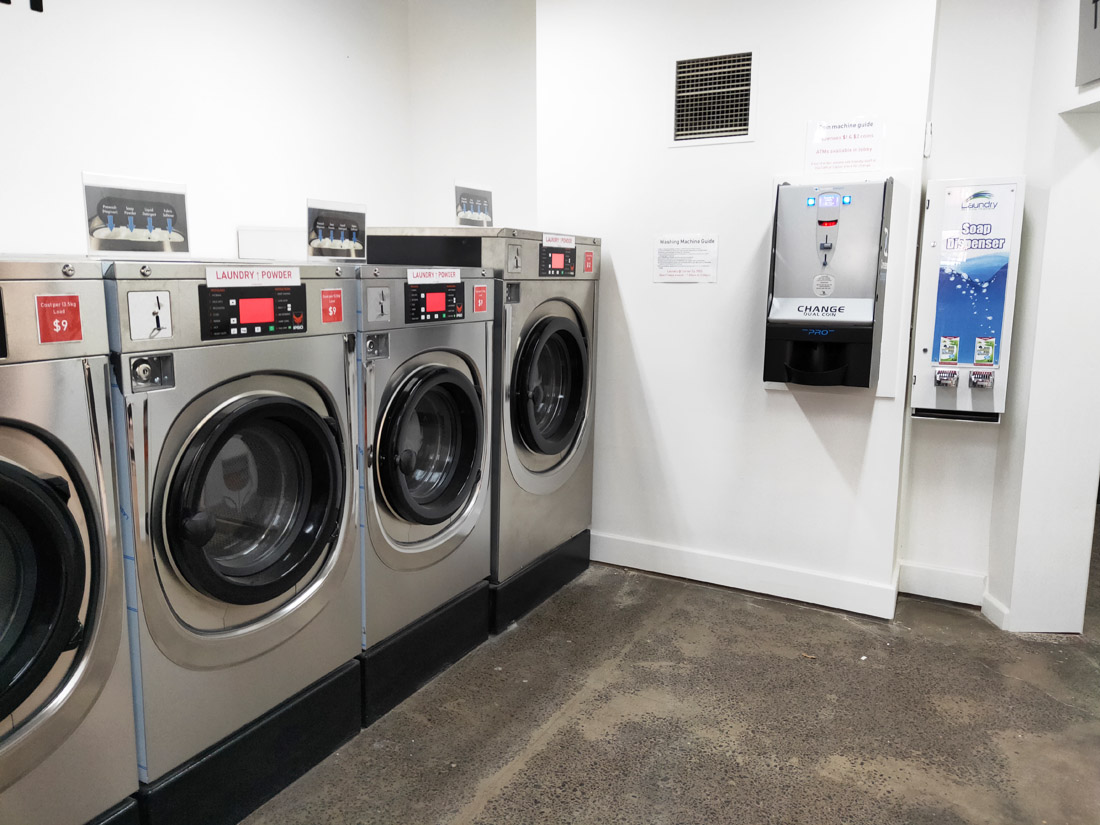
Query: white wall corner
[
  {"left": 592, "top": 531, "right": 899, "bottom": 620},
  {"left": 898, "top": 560, "right": 986, "bottom": 606},
  {"left": 981, "top": 590, "right": 1011, "bottom": 629}
]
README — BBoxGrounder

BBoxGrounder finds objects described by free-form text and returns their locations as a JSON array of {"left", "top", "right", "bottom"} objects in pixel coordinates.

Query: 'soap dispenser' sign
[
  {"left": 764, "top": 179, "right": 892, "bottom": 388},
  {"left": 910, "top": 179, "right": 1025, "bottom": 422}
]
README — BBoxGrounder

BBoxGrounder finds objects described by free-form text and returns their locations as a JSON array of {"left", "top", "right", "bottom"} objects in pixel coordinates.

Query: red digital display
[
  {"left": 239, "top": 297, "right": 275, "bottom": 324},
  {"left": 425, "top": 291, "right": 446, "bottom": 313},
  {"left": 551, "top": 253, "right": 565, "bottom": 270}
]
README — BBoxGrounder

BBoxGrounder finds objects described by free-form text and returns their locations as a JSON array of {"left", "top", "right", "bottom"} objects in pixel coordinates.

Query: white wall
[
  {"left": 404, "top": 0, "right": 537, "bottom": 227},
  {"left": 985, "top": 0, "right": 1100, "bottom": 632},
  {"left": 897, "top": 0, "right": 1039, "bottom": 606},
  {"left": 0, "top": 0, "right": 417, "bottom": 258},
  {"left": 536, "top": 0, "right": 938, "bottom": 618}
]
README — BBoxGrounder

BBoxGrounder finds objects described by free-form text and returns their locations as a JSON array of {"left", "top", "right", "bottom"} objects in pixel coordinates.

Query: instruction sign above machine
[
  {"left": 455, "top": 185, "right": 493, "bottom": 227},
  {"left": 307, "top": 199, "right": 365, "bottom": 259},
  {"left": 805, "top": 118, "right": 883, "bottom": 175},
  {"left": 654, "top": 235, "right": 718, "bottom": 283},
  {"left": 83, "top": 173, "right": 188, "bottom": 256}
]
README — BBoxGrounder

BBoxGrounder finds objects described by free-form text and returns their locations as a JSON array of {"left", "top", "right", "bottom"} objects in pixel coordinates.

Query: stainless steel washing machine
[
  {"left": 364, "top": 229, "right": 599, "bottom": 633},
  {"left": 0, "top": 259, "right": 139, "bottom": 825},
  {"left": 106, "top": 261, "right": 361, "bottom": 825},
  {"left": 357, "top": 264, "right": 494, "bottom": 724}
]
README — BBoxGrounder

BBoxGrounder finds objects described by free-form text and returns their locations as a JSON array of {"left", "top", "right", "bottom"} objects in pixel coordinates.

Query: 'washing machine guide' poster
[{"left": 932, "top": 183, "right": 1018, "bottom": 366}]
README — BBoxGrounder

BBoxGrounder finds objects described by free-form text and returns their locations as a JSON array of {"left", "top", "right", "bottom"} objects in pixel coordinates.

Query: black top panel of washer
[{"left": 366, "top": 235, "right": 482, "bottom": 268}]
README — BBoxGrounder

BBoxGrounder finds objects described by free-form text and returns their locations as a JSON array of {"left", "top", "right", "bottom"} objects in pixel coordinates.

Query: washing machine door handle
[{"left": 180, "top": 510, "right": 217, "bottom": 547}]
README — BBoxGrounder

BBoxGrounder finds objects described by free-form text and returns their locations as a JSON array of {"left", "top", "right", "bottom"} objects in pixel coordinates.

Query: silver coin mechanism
[
  {"left": 934, "top": 370, "right": 959, "bottom": 389},
  {"left": 130, "top": 354, "right": 175, "bottom": 392},
  {"left": 932, "top": 369, "right": 995, "bottom": 390}
]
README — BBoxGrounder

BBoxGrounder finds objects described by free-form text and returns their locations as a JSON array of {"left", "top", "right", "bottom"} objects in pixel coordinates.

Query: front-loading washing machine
[
  {"left": 357, "top": 264, "right": 494, "bottom": 724},
  {"left": 364, "top": 229, "right": 600, "bottom": 633},
  {"left": 0, "top": 259, "right": 139, "bottom": 825},
  {"left": 106, "top": 261, "right": 361, "bottom": 825}
]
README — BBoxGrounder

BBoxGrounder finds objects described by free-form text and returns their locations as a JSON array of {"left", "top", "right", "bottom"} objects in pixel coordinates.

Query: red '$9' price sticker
[{"left": 36, "top": 295, "right": 83, "bottom": 344}]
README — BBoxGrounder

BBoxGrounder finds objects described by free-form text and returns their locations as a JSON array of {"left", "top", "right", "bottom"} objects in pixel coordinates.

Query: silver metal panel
[
  {"left": 769, "top": 181, "right": 888, "bottom": 325},
  {"left": 356, "top": 269, "right": 495, "bottom": 330},
  {"left": 0, "top": 279, "right": 110, "bottom": 363},
  {"left": 0, "top": 355, "right": 137, "bottom": 823},
  {"left": 106, "top": 274, "right": 356, "bottom": 355},
  {"left": 360, "top": 320, "right": 493, "bottom": 647},
  {"left": 0, "top": 259, "right": 103, "bottom": 281},
  {"left": 493, "top": 279, "right": 598, "bottom": 582},
  {"left": 481, "top": 235, "right": 601, "bottom": 283},
  {"left": 107, "top": 260, "right": 352, "bottom": 280},
  {"left": 109, "top": 311, "right": 361, "bottom": 780}
]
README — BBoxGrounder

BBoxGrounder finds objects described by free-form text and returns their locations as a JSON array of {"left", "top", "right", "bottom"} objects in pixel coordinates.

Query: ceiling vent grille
[{"left": 674, "top": 52, "right": 752, "bottom": 141}]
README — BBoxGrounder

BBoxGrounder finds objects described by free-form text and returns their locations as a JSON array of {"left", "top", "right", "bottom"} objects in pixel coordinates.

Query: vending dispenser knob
[{"left": 61, "top": 264, "right": 75, "bottom": 277}]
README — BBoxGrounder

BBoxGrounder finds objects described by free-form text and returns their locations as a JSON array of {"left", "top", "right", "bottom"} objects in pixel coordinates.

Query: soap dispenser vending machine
[
  {"left": 910, "top": 178, "right": 1025, "bottom": 422},
  {"left": 764, "top": 178, "right": 892, "bottom": 388}
]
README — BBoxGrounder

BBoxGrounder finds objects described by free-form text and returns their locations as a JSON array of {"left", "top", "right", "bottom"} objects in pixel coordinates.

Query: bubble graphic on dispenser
[{"left": 933, "top": 253, "right": 1009, "bottom": 364}]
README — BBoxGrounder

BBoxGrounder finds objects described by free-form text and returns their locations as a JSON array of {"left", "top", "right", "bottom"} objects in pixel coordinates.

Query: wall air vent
[{"left": 674, "top": 52, "right": 752, "bottom": 141}]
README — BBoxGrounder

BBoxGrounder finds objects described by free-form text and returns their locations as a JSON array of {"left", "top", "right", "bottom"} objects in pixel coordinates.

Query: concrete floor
[{"left": 246, "top": 552, "right": 1100, "bottom": 825}]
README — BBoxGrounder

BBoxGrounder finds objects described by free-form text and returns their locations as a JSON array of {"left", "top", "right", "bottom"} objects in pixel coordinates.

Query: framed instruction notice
[{"left": 655, "top": 235, "right": 718, "bottom": 283}]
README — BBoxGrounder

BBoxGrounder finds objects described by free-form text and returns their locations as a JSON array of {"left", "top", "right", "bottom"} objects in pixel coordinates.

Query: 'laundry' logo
[{"left": 962, "top": 191, "right": 998, "bottom": 210}]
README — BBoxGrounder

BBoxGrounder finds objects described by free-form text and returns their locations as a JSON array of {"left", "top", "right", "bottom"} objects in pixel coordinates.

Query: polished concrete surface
[{"left": 246, "top": 554, "right": 1100, "bottom": 825}]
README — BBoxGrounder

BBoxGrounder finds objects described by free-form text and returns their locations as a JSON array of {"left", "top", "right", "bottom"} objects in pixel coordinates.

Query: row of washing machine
[{"left": 0, "top": 228, "right": 600, "bottom": 825}]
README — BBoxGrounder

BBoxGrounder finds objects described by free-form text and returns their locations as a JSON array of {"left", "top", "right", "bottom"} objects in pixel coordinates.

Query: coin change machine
[
  {"left": 910, "top": 178, "right": 1025, "bottom": 422},
  {"left": 764, "top": 178, "right": 893, "bottom": 388}
]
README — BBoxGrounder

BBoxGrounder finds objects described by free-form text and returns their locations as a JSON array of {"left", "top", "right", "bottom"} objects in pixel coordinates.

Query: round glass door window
[
  {"left": 0, "top": 462, "right": 86, "bottom": 721},
  {"left": 376, "top": 365, "right": 483, "bottom": 526},
  {"left": 163, "top": 396, "right": 343, "bottom": 606},
  {"left": 514, "top": 315, "right": 588, "bottom": 456}
]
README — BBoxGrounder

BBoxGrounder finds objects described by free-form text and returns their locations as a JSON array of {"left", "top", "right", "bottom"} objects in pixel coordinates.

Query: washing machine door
[
  {"left": 513, "top": 314, "right": 589, "bottom": 458},
  {"left": 162, "top": 395, "right": 343, "bottom": 606},
  {"left": 0, "top": 461, "right": 85, "bottom": 721},
  {"left": 376, "top": 365, "right": 483, "bottom": 526}
]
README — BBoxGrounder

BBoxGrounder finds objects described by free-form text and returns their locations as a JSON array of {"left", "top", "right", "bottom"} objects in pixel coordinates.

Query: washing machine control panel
[
  {"left": 198, "top": 285, "right": 308, "bottom": 340},
  {"left": 405, "top": 283, "right": 464, "bottom": 324},
  {"left": 539, "top": 245, "right": 576, "bottom": 277}
]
